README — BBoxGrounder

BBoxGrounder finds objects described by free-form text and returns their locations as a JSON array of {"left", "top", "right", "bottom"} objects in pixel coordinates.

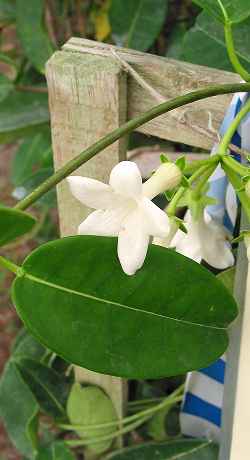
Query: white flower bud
[{"left": 142, "top": 163, "right": 182, "bottom": 199}]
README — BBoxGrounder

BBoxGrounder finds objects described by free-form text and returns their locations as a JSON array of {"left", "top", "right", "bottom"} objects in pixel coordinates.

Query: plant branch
[
  {"left": 14, "top": 82, "right": 250, "bottom": 211},
  {"left": 224, "top": 22, "right": 250, "bottom": 82},
  {"left": 218, "top": 97, "right": 250, "bottom": 156}
]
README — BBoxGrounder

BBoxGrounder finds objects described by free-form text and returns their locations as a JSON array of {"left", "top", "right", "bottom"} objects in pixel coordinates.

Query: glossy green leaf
[
  {"left": 15, "top": 358, "right": 70, "bottom": 419},
  {"left": 67, "top": 384, "right": 118, "bottom": 453},
  {"left": 192, "top": 0, "right": 250, "bottom": 24},
  {"left": 0, "top": 362, "right": 38, "bottom": 457},
  {"left": 0, "top": 0, "right": 16, "bottom": 24},
  {"left": 11, "top": 132, "right": 52, "bottom": 186},
  {"left": 109, "top": 0, "right": 168, "bottom": 51},
  {"left": 0, "top": 206, "right": 36, "bottom": 247},
  {"left": 0, "top": 91, "right": 49, "bottom": 143},
  {"left": 16, "top": 0, "right": 53, "bottom": 73},
  {"left": 35, "top": 441, "right": 75, "bottom": 460},
  {"left": 0, "top": 74, "right": 14, "bottom": 102},
  {"left": 13, "top": 236, "right": 237, "bottom": 379},
  {"left": 105, "top": 439, "right": 218, "bottom": 459},
  {"left": 182, "top": 12, "right": 250, "bottom": 72}
]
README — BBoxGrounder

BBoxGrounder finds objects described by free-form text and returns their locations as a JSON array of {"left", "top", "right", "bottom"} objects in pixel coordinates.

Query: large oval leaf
[
  {"left": 12, "top": 236, "right": 237, "bottom": 379},
  {"left": 0, "top": 206, "right": 36, "bottom": 247},
  {"left": 105, "top": 439, "right": 218, "bottom": 459},
  {"left": 192, "top": 0, "right": 250, "bottom": 24}
]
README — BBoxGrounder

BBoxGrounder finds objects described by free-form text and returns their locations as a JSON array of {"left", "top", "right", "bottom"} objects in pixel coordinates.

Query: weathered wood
[
  {"left": 63, "top": 37, "right": 240, "bottom": 150},
  {"left": 46, "top": 51, "right": 128, "bottom": 424},
  {"left": 219, "top": 218, "right": 250, "bottom": 460}
]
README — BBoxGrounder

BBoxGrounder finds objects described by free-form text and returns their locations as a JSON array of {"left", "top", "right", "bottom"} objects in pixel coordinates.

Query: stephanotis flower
[
  {"left": 67, "top": 161, "right": 181, "bottom": 275},
  {"left": 169, "top": 210, "right": 234, "bottom": 269}
]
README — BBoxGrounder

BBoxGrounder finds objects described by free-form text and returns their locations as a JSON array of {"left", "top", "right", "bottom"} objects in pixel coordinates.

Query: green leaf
[
  {"left": 16, "top": 0, "right": 53, "bottom": 73},
  {"left": 0, "top": 90, "right": 49, "bottom": 143},
  {"left": 13, "top": 167, "right": 55, "bottom": 208},
  {"left": 35, "top": 441, "right": 75, "bottom": 460},
  {"left": 11, "top": 132, "right": 52, "bottom": 187},
  {"left": 15, "top": 358, "right": 70, "bottom": 419},
  {"left": 0, "top": 0, "right": 16, "bottom": 24},
  {"left": 12, "top": 327, "right": 47, "bottom": 361},
  {"left": 217, "top": 267, "right": 235, "bottom": 293},
  {"left": 0, "top": 74, "right": 14, "bottom": 102},
  {"left": 192, "top": 0, "right": 250, "bottom": 24},
  {"left": 147, "top": 405, "right": 171, "bottom": 441},
  {"left": 12, "top": 236, "right": 237, "bottom": 379},
  {"left": 182, "top": 12, "right": 250, "bottom": 72},
  {"left": 0, "top": 206, "right": 36, "bottom": 247},
  {"left": 109, "top": 0, "right": 168, "bottom": 51},
  {"left": 105, "top": 439, "right": 218, "bottom": 459},
  {"left": 0, "top": 362, "right": 38, "bottom": 457},
  {"left": 67, "top": 384, "right": 118, "bottom": 453}
]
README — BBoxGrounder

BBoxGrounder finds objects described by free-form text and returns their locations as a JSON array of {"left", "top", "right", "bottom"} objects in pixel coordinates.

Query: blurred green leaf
[
  {"left": 182, "top": 12, "right": 250, "bottom": 72},
  {"left": 16, "top": 358, "right": 70, "bottom": 419},
  {"left": 0, "top": 362, "right": 38, "bottom": 457},
  {"left": 0, "top": 74, "right": 14, "bottom": 102},
  {"left": 0, "top": 206, "right": 36, "bottom": 247},
  {"left": 192, "top": 0, "right": 250, "bottom": 24},
  {"left": 105, "top": 439, "right": 218, "bottom": 459},
  {"left": 0, "top": 90, "right": 49, "bottom": 143},
  {"left": 35, "top": 441, "right": 75, "bottom": 460},
  {"left": 13, "top": 236, "right": 237, "bottom": 379},
  {"left": 11, "top": 132, "right": 52, "bottom": 187},
  {"left": 147, "top": 404, "right": 171, "bottom": 441},
  {"left": 67, "top": 384, "right": 118, "bottom": 454},
  {"left": 0, "top": 0, "right": 16, "bottom": 24},
  {"left": 16, "top": 0, "right": 54, "bottom": 73},
  {"left": 166, "top": 23, "right": 187, "bottom": 59},
  {"left": 13, "top": 167, "right": 55, "bottom": 208},
  {"left": 12, "top": 327, "right": 47, "bottom": 361},
  {"left": 109, "top": 0, "right": 168, "bottom": 51}
]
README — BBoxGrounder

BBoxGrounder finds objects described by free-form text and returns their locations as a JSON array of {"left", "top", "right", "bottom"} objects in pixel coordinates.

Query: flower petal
[
  {"left": 67, "top": 176, "right": 123, "bottom": 209},
  {"left": 109, "top": 161, "right": 142, "bottom": 198},
  {"left": 118, "top": 210, "right": 149, "bottom": 275},
  {"left": 140, "top": 198, "right": 170, "bottom": 238},
  {"left": 171, "top": 226, "right": 202, "bottom": 263},
  {"left": 78, "top": 208, "right": 127, "bottom": 236}
]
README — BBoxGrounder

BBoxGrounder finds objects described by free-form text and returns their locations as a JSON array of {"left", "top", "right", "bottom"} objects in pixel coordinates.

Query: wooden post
[
  {"left": 219, "top": 218, "right": 250, "bottom": 460},
  {"left": 46, "top": 51, "right": 128, "bottom": 425}
]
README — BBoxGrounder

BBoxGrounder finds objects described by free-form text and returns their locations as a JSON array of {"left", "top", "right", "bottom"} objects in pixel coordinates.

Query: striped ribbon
[{"left": 180, "top": 92, "right": 250, "bottom": 442}]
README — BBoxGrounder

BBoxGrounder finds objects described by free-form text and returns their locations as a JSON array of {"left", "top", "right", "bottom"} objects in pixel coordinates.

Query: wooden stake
[{"left": 46, "top": 51, "right": 128, "bottom": 427}]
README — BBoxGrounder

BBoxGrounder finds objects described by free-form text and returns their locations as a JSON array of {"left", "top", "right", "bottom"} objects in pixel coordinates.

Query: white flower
[
  {"left": 170, "top": 210, "right": 234, "bottom": 269},
  {"left": 67, "top": 161, "right": 170, "bottom": 275}
]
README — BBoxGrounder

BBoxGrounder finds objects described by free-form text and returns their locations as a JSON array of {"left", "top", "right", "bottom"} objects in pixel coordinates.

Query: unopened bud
[{"left": 143, "top": 163, "right": 182, "bottom": 199}]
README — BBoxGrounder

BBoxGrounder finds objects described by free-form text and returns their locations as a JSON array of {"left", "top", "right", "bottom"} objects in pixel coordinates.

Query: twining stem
[
  {"left": 0, "top": 256, "right": 20, "bottom": 275},
  {"left": 222, "top": 155, "right": 250, "bottom": 177},
  {"left": 218, "top": 97, "right": 250, "bottom": 156},
  {"left": 224, "top": 22, "right": 250, "bottom": 82},
  {"left": 222, "top": 163, "right": 250, "bottom": 222},
  {"left": 191, "top": 165, "right": 217, "bottom": 199},
  {"left": 14, "top": 82, "right": 250, "bottom": 211},
  {"left": 65, "top": 386, "right": 184, "bottom": 447},
  {"left": 167, "top": 158, "right": 219, "bottom": 216},
  {"left": 60, "top": 384, "right": 184, "bottom": 434}
]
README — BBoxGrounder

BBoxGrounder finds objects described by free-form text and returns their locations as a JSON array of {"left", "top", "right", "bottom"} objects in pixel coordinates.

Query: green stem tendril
[
  {"left": 224, "top": 22, "right": 250, "bottom": 82},
  {"left": 14, "top": 82, "right": 250, "bottom": 211},
  {"left": 0, "top": 256, "right": 20, "bottom": 275},
  {"left": 222, "top": 163, "right": 250, "bottom": 222},
  {"left": 222, "top": 155, "right": 250, "bottom": 177},
  {"left": 64, "top": 385, "right": 184, "bottom": 447},
  {"left": 218, "top": 97, "right": 250, "bottom": 156},
  {"left": 167, "top": 158, "right": 219, "bottom": 217},
  {"left": 60, "top": 385, "right": 184, "bottom": 432},
  {"left": 192, "top": 164, "right": 218, "bottom": 200}
]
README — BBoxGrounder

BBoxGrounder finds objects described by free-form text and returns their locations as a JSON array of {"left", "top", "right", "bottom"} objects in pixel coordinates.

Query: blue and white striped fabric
[{"left": 180, "top": 91, "right": 250, "bottom": 443}]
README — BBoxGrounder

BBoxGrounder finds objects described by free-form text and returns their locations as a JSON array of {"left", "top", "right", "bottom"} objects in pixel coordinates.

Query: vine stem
[
  {"left": 14, "top": 82, "right": 250, "bottom": 211},
  {"left": 224, "top": 22, "right": 250, "bottom": 82},
  {"left": 219, "top": 97, "right": 250, "bottom": 156},
  {"left": 167, "top": 157, "right": 219, "bottom": 216},
  {"left": 0, "top": 256, "right": 20, "bottom": 275}
]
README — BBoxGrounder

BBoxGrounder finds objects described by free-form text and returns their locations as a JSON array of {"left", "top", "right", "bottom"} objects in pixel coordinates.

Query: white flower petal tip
[
  {"left": 109, "top": 161, "right": 142, "bottom": 198},
  {"left": 173, "top": 210, "right": 234, "bottom": 269}
]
